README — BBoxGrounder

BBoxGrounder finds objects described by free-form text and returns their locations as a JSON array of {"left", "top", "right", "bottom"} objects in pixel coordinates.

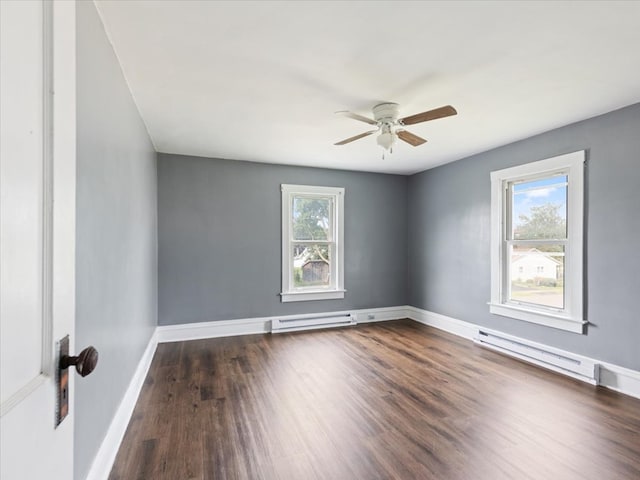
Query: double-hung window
[
  {"left": 490, "top": 151, "right": 585, "bottom": 333},
  {"left": 281, "top": 184, "right": 345, "bottom": 302}
]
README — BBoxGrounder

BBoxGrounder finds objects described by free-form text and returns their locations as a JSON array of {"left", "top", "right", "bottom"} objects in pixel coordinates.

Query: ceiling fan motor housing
[{"left": 372, "top": 103, "right": 399, "bottom": 123}]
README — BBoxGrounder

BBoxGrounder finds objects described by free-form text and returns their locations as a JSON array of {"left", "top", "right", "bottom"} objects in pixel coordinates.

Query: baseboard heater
[
  {"left": 271, "top": 313, "right": 357, "bottom": 333},
  {"left": 474, "top": 330, "right": 600, "bottom": 385}
]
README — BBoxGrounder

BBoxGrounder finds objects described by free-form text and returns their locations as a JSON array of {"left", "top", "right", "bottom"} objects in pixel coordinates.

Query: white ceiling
[{"left": 95, "top": 1, "right": 640, "bottom": 175}]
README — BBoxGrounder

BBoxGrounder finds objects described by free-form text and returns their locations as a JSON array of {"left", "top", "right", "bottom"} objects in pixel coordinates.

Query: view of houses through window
[{"left": 508, "top": 175, "right": 567, "bottom": 309}]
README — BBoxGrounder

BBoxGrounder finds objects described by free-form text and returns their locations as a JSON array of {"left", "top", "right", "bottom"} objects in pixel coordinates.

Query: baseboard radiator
[
  {"left": 271, "top": 313, "right": 357, "bottom": 333},
  {"left": 474, "top": 330, "right": 600, "bottom": 385}
]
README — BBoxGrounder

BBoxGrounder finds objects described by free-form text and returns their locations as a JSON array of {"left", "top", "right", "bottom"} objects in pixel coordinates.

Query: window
[
  {"left": 490, "top": 151, "right": 585, "bottom": 333},
  {"left": 281, "top": 184, "right": 344, "bottom": 302}
]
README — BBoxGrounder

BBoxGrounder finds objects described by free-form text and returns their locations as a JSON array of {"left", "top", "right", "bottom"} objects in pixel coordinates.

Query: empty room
[{"left": 1, "top": 1, "right": 639, "bottom": 479}]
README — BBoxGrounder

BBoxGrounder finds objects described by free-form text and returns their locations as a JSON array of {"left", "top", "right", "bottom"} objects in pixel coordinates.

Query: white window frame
[
  {"left": 280, "top": 184, "right": 345, "bottom": 302},
  {"left": 489, "top": 151, "right": 586, "bottom": 333}
]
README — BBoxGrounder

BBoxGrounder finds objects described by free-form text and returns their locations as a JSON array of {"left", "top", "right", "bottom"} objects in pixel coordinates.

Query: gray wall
[
  {"left": 408, "top": 103, "right": 640, "bottom": 371},
  {"left": 75, "top": 2, "right": 157, "bottom": 479},
  {"left": 158, "top": 154, "right": 407, "bottom": 325}
]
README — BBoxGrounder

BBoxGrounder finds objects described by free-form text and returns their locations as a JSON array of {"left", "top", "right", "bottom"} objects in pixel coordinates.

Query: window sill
[
  {"left": 280, "top": 289, "right": 346, "bottom": 303},
  {"left": 488, "top": 302, "right": 586, "bottom": 334}
]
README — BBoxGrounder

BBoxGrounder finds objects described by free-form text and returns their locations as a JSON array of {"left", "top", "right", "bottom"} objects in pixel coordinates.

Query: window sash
[{"left": 503, "top": 171, "right": 569, "bottom": 315}]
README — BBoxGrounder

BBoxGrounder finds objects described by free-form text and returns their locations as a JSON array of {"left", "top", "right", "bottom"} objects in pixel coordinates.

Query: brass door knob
[{"left": 60, "top": 346, "right": 98, "bottom": 377}]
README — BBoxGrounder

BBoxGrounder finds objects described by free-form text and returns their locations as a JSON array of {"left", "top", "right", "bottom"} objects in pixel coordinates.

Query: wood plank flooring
[{"left": 109, "top": 320, "right": 640, "bottom": 479}]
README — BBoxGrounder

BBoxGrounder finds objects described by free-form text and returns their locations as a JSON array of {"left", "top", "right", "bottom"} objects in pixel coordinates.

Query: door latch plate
[{"left": 55, "top": 335, "right": 69, "bottom": 427}]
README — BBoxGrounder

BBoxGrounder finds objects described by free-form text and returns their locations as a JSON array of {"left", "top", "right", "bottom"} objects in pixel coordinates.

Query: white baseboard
[
  {"left": 157, "top": 317, "right": 270, "bottom": 342},
  {"left": 406, "top": 306, "right": 477, "bottom": 339},
  {"left": 355, "top": 306, "right": 409, "bottom": 324},
  {"left": 85, "top": 330, "right": 158, "bottom": 480},
  {"left": 156, "top": 306, "right": 408, "bottom": 343},
  {"left": 406, "top": 306, "right": 640, "bottom": 399},
  {"left": 598, "top": 363, "right": 640, "bottom": 399}
]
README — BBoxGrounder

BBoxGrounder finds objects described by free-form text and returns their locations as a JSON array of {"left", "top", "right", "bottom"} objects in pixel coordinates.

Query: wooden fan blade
[
  {"left": 334, "top": 130, "right": 376, "bottom": 146},
  {"left": 400, "top": 105, "right": 457, "bottom": 126},
  {"left": 335, "top": 110, "right": 377, "bottom": 125},
  {"left": 397, "top": 130, "right": 427, "bottom": 146}
]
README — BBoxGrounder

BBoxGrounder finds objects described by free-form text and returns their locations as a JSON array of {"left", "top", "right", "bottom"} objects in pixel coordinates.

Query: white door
[{"left": 1, "top": 1, "right": 77, "bottom": 479}]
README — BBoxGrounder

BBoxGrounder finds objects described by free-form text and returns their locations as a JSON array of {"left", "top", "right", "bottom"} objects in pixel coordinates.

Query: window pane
[
  {"left": 293, "top": 243, "right": 331, "bottom": 288},
  {"left": 510, "top": 246, "right": 564, "bottom": 309},
  {"left": 512, "top": 175, "right": 567, "bottom": 240},
  {"left": 292, "top": 196, "right": 331, "bottom": 241}
]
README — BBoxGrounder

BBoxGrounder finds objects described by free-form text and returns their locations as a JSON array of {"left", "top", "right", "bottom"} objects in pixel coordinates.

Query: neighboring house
[
  {"left": 302, "top": 260, "right": 329, "bottom": 283},
  {"left": 511, "top": 248, "right": 563, "bottom": 282}
]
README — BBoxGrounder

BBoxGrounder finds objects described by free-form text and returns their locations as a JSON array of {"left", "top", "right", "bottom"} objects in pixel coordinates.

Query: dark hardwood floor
[{"left": 109, "top": 320, "right": 640, "bottom": 480}]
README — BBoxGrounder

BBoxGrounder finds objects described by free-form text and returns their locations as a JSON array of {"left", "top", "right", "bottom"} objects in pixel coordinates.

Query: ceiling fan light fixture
[{"left": 377, "top": 130, "right": 396, "bottom": 151}]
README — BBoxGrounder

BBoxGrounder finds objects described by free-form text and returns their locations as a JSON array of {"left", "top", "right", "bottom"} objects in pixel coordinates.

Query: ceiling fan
[{"left": 334, "top": 103, "right": 457, "bottom": 155}]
